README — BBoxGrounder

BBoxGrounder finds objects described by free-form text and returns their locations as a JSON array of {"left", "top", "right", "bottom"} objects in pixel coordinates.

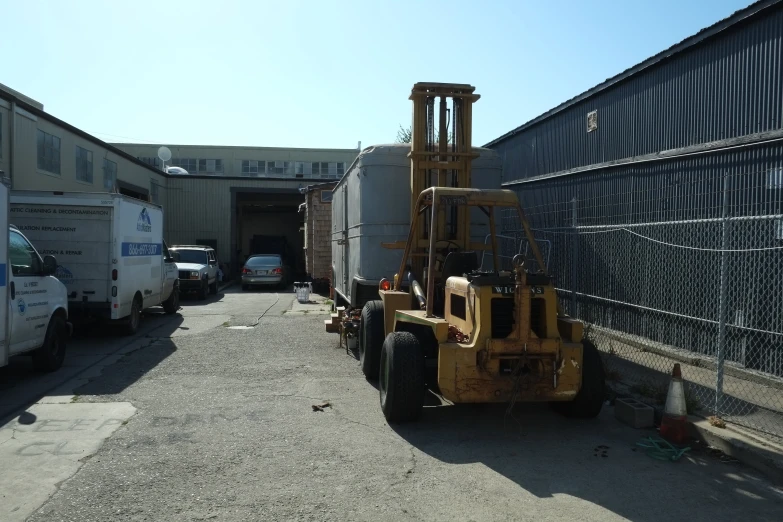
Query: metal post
[
  {"left": 716, "top": 174, "right": 730, "bottom": 416},
  {"left": 571, "top": 197, "right": 578, "bottom": 317},
  {"left": 425, "top": 194, "right": 439, "bottom": 318}
]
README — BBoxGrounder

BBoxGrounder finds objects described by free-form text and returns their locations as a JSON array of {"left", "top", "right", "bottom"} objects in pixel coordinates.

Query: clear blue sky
[{"left": 2, "top": 0, "right": 753, "bottom": 149}]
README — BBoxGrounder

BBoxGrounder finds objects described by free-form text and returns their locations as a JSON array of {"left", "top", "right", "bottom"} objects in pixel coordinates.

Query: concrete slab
[
  {"left": 689, "top": 416, "right": 783, "bottom": 485},
  {"left": 286, "top": 293, "right": 332, "bottom": 315},
  {"left": 0, "top": 402, "right": 136, "bottom": 522}
]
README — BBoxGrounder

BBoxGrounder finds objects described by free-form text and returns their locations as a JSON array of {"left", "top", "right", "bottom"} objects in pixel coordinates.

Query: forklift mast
[{"left": 407, "top": 83, "right": 481, "bottom": 279}]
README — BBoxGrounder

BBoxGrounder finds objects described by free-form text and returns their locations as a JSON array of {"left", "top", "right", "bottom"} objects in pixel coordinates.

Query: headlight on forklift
[{"left": 190, "top": 271, "right": 199, "bottom": 279}]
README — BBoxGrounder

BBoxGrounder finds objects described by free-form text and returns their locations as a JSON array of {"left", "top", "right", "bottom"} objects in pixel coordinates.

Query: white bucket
[{"left": 294, "top": 282, "right": 312, "bottom": 303}]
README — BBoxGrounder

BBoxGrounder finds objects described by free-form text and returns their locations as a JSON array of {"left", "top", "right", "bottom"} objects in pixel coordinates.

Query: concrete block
[{"left": 615, "top": 397, "right": 654, "bottom": 428}]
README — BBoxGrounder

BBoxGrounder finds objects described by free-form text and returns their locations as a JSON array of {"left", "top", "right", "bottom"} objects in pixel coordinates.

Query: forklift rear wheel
[
  {"left": 359, "top": 300, "right": 384, "bottom": 379},
  {"left": 550, "top": 339, "right": 606, "bottom": 418},
  {"left": 379, "top": 331, "right": 425, "bottom": 423}
]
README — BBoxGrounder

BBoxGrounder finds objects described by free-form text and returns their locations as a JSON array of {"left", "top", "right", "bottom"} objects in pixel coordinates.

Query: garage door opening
[{"left": 231, "top": 190, "right": 306, "bottom": 281}]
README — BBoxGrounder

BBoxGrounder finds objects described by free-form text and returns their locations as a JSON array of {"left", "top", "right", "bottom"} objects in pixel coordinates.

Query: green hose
[{"left": 636, "top": 436, "right": 691, "bottom": 461}]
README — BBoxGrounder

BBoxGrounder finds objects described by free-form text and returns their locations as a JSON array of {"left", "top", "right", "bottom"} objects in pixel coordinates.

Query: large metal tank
[{"left": 331, "top": 143, "right": 503, "bottom": 308}]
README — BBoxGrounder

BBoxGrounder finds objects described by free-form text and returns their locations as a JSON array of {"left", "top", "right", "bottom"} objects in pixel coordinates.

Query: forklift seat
[{"left": 441, "top": 251, "right": 479, "bottom": 282}]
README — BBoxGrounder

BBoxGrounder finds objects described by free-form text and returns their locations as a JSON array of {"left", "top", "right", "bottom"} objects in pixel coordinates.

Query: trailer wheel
[
  {"left": 32, "top": 315, "right": 67, "bottom": 372},
  {"left": 163, "top": 284, "right": 180, "bottom": 315},
  {"left": 198, "top": 279, "right": 208, "bottom": 300},
  {"left": 379, "top": 332, "right": 425, "bottom": 423},
  {"left": 124, "top": 295, "right": 142, "bottom": 336},
  {"left": 550, "top": 339, "right": 606, "bottom": 418},
  {"left": 359, "top": 300, "right": 384, "bottom": 380}
]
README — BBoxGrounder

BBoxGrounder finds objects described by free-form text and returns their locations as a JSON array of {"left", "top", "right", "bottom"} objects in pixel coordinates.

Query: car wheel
[
  {"left": 242, "top": 284, "right": 249, "bottom": 291},
  {"left": 163, "top": 284, "right": 180, "bottom": 315},
  {"left": 209, "top": 280, "right": 218, "bottom": 294},
  {"left": 124, "top": 296, "right": 142, "bottom": 336},
  {"left": 198, "top": 279, "right": 208, "bottom": 300},
  {"left": 32, "top": 315, "right": 67, "bottom": 372}
]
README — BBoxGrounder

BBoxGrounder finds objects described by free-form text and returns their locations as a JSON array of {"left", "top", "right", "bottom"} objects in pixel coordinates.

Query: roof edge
[
  {"left": 484, "top": 0, "right": 781, "bottom": 148},
  {"left": 0, "top": 89, "right": 167, "bottom": 178}
]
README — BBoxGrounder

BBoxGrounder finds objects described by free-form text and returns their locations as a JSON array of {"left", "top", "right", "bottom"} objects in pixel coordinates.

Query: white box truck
[
  {"left": 0, "top": 181, "right": 72, "bottom": 371},
  {"left": 9, "top": 191, "right": 180, "bottom": 335}
]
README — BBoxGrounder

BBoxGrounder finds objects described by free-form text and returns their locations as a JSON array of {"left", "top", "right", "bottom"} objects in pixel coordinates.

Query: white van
[
  {"left": 0, "top": 182, "right": 72, "bottom": 371},
  {"left": 9, "top": 191, "right": 179, "bottom": 335}
]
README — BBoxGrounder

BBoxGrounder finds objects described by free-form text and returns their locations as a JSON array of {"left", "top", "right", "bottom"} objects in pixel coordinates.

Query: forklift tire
[
  {"left": 32, "top": 315, "right": 67, "bottom": 372},
  {"left": 379, "top": 332, "right": 425, "bottom": 423},
  {"left": 551, "top": 339, "right": 606, "bottom": 419},
  {"left": 163, "top": 285, "right": 180, "bottom": 315},
  {"left": 359, "top": 300, "right": 385, "bottom": 379}
]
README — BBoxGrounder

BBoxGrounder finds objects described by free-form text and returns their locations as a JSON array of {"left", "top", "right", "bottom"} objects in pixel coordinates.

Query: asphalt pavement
[{"left": 2, "top": 287, "right": 782, "bottom": 521}]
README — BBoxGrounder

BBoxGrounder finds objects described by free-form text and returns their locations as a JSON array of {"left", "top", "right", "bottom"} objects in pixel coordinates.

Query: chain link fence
[{"left": 501, "top": 168, "right": 783, "bottom": 442}]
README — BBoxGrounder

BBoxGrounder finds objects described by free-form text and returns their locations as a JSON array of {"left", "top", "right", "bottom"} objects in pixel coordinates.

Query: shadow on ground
[{"left": 387, "top": 401, "right": 782, "bottom": 520}]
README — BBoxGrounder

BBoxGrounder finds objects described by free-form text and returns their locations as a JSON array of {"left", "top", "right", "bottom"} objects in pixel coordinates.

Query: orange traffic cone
[{"left": 659, "top": 363, "right": 689, "bottom": 445}]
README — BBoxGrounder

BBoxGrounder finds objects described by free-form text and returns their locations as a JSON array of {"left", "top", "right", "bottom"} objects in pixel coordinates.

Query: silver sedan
[{"left": 241, "top": 255, "right": 287, "bottom": 290}]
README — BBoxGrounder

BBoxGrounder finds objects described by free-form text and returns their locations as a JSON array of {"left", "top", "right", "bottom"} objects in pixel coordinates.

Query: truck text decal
[{"left": 121, "top": 243, "right": 161, "bottom": 257}]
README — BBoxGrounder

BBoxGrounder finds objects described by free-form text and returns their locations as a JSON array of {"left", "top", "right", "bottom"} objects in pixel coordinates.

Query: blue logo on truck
[
  {"left": 137, "top": 208, "right": 152, "bottom": 232},
  {"left": 55, "top": 265, "right": 75, "bottom": 285},
  {"left": 17, "top": 298, "right": 26, "bottom": 316},
  {"left": 122, "top": 243, "right": 162, "bottom": 257}
]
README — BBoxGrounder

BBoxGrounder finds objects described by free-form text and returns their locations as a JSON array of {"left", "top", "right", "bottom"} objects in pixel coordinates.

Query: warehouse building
[
  {"left": 113, "top": 143, "right": 358, "bottom": 277},
  {"left": 486, "top": 0, "right": 783, "bottom": 433},
  {"left": 0, "top": 82, "right": 358, "bottom": 277},
  {"left": 0, "top": 83, "right": 167, "bottom": 202}
]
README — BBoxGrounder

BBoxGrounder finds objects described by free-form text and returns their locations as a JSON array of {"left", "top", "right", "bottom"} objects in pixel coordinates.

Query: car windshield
[
  {"left": 246, "top": 255, "right": 281, "bottom": 267},
  {"left": 173, "top": 249, "right": 208, "bottom": 265}
]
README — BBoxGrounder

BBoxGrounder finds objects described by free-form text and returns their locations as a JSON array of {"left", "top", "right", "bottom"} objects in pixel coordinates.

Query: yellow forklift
[{"left": 357, "top": 83, "right": 605, "bottom": 422}]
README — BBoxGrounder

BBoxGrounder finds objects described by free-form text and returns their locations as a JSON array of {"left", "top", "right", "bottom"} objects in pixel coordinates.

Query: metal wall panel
[
  {"left": 491, "top": 4, "right": 783, "bottom": 181},
  {"left": 164, "top": 177, "right": 305, "bottom": 264}
]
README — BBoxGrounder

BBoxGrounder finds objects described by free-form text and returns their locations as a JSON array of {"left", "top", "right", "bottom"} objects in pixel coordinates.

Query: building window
[
  {"left": 198, "top": 159, "right": 223, "bottom": 174},
  {"left": 150, "top": 180, "right": 160, "bottom": 204},
  {"left": 103, "top": 158, "right": 117, "bottom": 191},
  {"left": 268, "top": 161, "right": 292, "bottom": 175},
  {"left": 36, "top": 129, "right": 61, "bottom": 175},
  {"left": 138, "top": 156, "right": 162, "bottom": 169},
  {"left": 241, "top": 160, "right": 261, "bottom": 175},
  {"left": 75, "top": 146, "right": 94, "bottom": 183},
  {"left": 171, "top": 158, "right": 197, "bottom": 173},
  {"left": 295, "top": 162, "right": 313, "bottom": 176}
]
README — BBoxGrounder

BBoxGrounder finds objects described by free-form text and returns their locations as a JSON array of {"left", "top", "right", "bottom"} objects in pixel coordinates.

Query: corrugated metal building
[{"left": 487, "top": 0, "right": 783, "bottom": 436}]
